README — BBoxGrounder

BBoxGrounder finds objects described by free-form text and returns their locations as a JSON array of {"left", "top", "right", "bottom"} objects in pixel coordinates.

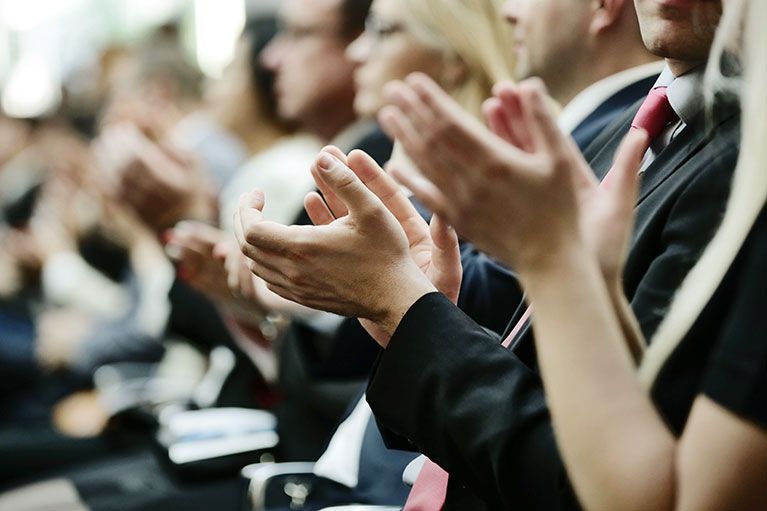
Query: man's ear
[{"left": 590, "top": 0, "right": 625, "bottom": 35}]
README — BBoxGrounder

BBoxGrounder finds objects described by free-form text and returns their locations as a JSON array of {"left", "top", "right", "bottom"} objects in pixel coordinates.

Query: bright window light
[
  {"left": 194, "top": 0, "right": 245, "bottom": 79},
  {"left": 1, "top": 0, "right": 86, "bottom": 32},
  {"left": 1, "top": 53, "right": 61, "bottom": 118}
]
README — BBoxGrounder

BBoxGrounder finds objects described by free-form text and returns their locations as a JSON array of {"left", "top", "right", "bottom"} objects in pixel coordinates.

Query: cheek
[
  {"left": 387, "top": 44, "right": 443, "bottom": 83},
  {"left": 294, "top": 47, "right": 348, "bottom": 88}
]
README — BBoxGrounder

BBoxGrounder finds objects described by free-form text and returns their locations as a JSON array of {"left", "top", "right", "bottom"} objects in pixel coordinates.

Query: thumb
[
  {"left": 315, "top": 151, "right": 379, "bottom": 216},
  {"left": 241, "top": 189, "right": 266, "bottom": 212},
  {"left": 429, "top": 214, "right": 462, "bottom": 304}
]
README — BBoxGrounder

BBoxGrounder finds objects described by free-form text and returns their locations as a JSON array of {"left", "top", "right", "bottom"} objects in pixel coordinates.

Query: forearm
[
  {"left": 609, "top": 280, "right": 646, "bottom": 363},
  {"left": 522, "top": 245, "right": 676, "bottom": 511},
  {"left": 368, "top": 293, "right": 575, "bottom": 509}
]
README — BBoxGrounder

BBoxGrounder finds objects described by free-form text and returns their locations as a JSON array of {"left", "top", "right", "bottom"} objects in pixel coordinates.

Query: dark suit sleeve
[
  {"left": 628, "top": 144, "right": 738, "bottom": 340},
  {"left": 367, "top": 293, "right": 576, "bottom": 510},
  {"left": 457, "top": 244, "right": 523, "bottom": 335}
]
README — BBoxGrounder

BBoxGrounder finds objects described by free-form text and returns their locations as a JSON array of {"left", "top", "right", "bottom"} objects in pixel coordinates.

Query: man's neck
[
  {"left": 552, "top": 46, "right": 659, "bottom": 106},
  {"left": 240, "top": 121, "right": 286, "bottom": 155},
  {"left": 666, "top": 59, "right": 706, "bottom": 78},
  {"left": 307, "top": 106, "right": 358, "bottom": 144}
]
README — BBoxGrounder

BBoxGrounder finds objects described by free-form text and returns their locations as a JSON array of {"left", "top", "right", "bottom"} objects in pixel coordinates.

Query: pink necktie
[
  {"left": 630, "top": 86, "right": 677, "bottom": 144},
  {"left": 403, "top": 309, "right": 531, "bottom": 511},
  {"left": 402, "top": 457, "right": 450, "bottom": 511},
  {"left": 403, "top": 86, "right": 677, "bottom": 510}
]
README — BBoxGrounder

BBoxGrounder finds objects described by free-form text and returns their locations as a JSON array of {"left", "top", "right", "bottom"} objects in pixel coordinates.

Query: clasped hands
[{"left": 235, "top": 75, "right": 648, "bottom": 347}]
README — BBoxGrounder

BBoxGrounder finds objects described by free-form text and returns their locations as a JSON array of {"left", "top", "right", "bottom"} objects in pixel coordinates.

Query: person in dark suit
[
  {"left": 231, "top": 1, "right": 739, "bottom": 509},
  {"left": 368, "top": 0, "right": 767, "bottom": 508},
  {"left": 451, "top": 0, "right": 664, "bottom": 334}
]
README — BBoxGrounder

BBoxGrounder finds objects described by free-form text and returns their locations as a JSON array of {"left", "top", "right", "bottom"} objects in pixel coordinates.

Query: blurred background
[{"left": 0, "top": 0, "right": 254, "bottom": 120}]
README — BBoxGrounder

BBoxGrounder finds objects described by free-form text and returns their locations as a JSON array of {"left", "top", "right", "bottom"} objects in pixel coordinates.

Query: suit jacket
[
  {"left": 570, "top": 74, "right": 659, "bottom": 150},
  {"left": 457, "top": 74, "right": 659, "bottom": 336},
  {"left": 366, "top": 93, "right": 741, "bottom": 509}
]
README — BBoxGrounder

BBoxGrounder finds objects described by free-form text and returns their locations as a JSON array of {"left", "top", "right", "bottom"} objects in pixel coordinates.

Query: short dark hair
[{"left": 340, "top": 0, "right": 373, "bottom": 38}]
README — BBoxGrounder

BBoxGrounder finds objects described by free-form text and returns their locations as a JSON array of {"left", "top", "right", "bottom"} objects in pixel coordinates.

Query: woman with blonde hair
[{"left": 347, "top": 0, "right": 514, "bottom": 122}]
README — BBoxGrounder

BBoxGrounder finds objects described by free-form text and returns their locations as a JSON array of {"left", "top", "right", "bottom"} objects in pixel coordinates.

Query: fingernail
[{"left": 318, "top": 152, "right": 335, "bottom": 172}]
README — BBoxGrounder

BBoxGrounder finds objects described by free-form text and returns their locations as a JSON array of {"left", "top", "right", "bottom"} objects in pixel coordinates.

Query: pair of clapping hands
[
  {"left": 93, "top": 121, "right": 214, "bottom": 234},
  {"left": 233, "top": 75, "right": 649, "bottom": 348}
]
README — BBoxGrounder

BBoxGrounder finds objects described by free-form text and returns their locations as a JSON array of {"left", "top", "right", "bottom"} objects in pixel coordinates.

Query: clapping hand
[
  {"left": 93, "top": 123, "right": 214, "bottom": 233},
  {"left": 235, "top": 147, "right": 461, "bottom": 347},
  {"left": 164, "top": 221, "right": 235, "bottom": 303},
  {"left": 380, "top": 74, "right": 646, "bottom": 284}
]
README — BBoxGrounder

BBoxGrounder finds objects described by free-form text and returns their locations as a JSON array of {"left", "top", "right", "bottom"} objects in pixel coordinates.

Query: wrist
[
  {"left": 517, "top": 237, "right": 594, "bottom": 292},
  {"left": 376, "top": 268, "right": 437, "bottom": 345}
]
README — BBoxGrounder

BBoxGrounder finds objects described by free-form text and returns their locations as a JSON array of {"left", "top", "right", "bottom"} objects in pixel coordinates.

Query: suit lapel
[
  {"left": 636, "top": 106, "right": 738, "bottom": 205},
  {"left": 507, "top": 98, "right": 739, "bottom": 356},
  {"left": 635, "top": 123, "right": 708, "bottom": 205}
]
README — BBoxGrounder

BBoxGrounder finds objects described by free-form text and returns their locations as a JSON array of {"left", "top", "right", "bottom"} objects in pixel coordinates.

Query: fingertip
[
  {"left": 321, "top": 145, "right": 347, "bottom": 163},
  {"left": 347, "top": 149, "right": 381, "bottom": 176},
  {"left": 212, "top": 242, "right": 229, "bottom": 261},
  {"left": 164, "top": 242, "right": 182, "bottom": 261},
  {"left": 526, "top": 76, "right": 548, "bottom": 96},
  {"left": 377, "top": 106, "right": 401, "bottom": 136},
  {"left": 317, "top": 151, "right": 340, "bottom": 173},
  {"left": 383, "top": 80, "right": 406, "bottom": 101},
  {"left": 406, "top": 72, "right": 432, "bottom": 90},
  {"left": 246, "top": 188, "right": 266, "bottom": 209},
  {"left": 482, "top": 97, "right": 502, "bottom": 117},
  {"left": 492, "top": 80, "right": 515, "bottom": 97}
]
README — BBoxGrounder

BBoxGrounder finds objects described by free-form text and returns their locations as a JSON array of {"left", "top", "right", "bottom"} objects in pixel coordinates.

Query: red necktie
[
  {"left": 630, "top": 86, "right": 677, "bottom": 149},
  {"left": 403, "top": 86, "right": 677, "bottom": 510}
]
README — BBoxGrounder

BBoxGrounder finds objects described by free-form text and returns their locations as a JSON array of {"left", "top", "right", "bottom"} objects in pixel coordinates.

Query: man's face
[
  {"left": 260, "top": 0, "right": 357, "bottom": 126},
  {"left": 634, "top": 0, "right": 722, "bottom": 66},
  {"left": 501, "top": 0, "right": 591, "bottom": 84}
]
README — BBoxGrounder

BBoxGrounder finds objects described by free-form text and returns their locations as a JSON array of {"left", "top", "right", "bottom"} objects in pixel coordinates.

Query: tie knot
[{"left": 631, "top": 86, "right": 678, "bottom": 141}]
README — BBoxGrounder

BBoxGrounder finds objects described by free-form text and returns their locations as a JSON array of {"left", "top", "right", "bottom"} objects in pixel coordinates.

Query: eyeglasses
[{"left": 364, "top": 16, "right": 406, "bottom": 42}]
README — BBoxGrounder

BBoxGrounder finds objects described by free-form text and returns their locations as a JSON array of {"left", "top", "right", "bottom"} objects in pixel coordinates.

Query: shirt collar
[
  {"left": 558, "top": 60, "right": 666, "bottom": 134},
  {"left": 653, "top": 64, "right": 706, "bottom": 127}
]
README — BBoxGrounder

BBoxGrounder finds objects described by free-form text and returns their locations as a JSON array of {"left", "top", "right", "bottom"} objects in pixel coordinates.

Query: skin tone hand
[
  {"left": 302, "top": 146, "right": 462, "bottom": 342},
  {"left": 235, "top": 149, "right": 441, "bottom": 347},
  {"left": 165, "top": 221, "right": 234, "bottom": 303},
  {"left": 380, "top": 74, "right": 578, "bottom": 274},
  {"left": 483, "top": 81, "right": 647, "bottom": 360},
  {"left": 483, "top": 80, "right": 644, "bottom": 287},
  {"left": 380, "top": 73, "right": 646, "bottom": 278},
  {"left": 381, "top": 74, "right": 647, "bottom": 359},
  {"left": 481, "top": 80, "right": 767, "bottom": 511},
  {"left": 305, "top": 146, "right": 462, "bottom": 303},
  {"left": 93, "top": 123, "right": 215, "bottom": 233},
  {"left": 212, "top": 239, "right": 316, "bottom": 320}
]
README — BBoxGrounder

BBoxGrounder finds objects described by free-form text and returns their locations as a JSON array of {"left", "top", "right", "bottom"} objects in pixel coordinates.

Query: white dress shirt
[{"left": 558, "top": 61, "right": 666, "bottom": 134}]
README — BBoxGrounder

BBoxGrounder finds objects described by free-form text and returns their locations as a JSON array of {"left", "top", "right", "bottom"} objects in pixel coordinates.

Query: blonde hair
[
  {"left": 397, "top": 0, "right": 515, "bottom": 117},
  {"left": 639, "top": 0, "right": 766, "bottom": 387}
]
